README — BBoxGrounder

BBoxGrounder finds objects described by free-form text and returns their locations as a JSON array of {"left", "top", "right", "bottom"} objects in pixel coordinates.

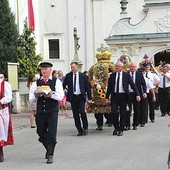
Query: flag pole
[{"left": 16, "top": 0, "right": 19, "bottom": 32}]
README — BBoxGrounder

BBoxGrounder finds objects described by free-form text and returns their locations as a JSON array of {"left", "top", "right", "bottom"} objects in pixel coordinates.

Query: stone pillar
[{"left": 12, "top": 91, "right": 21, "bottom": 113}]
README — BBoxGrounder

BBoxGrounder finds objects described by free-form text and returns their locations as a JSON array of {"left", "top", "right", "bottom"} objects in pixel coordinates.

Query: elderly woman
[{"left": 0, "top": 74, "right": 13, "bottom": 162}]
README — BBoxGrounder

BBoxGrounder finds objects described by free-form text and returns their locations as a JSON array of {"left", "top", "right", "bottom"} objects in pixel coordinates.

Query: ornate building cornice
[
  {"left": 145, "top": 0, "right": 170, "bottom": 3},
  {"left": 144, "top": 1, "right": 170, "bottom": 8},
  {"left": 106, "top": 32, "right": 170, "bottom": 41}
]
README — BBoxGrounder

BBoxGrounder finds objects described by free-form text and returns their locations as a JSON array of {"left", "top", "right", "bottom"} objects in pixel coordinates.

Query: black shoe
[
  {"left": 133, "top": 126, "right": 137, "bottom": 130},
  {"left": 161, "top": 114, "right": 165, "bottom": 117},
  {"left": 0, "top": 154, "right": 4, "bottom": 162},
  {"left": 77, "top": 132, "right": 83, "bottom": 136},
  {"left": 107, "top": 124, "right": 112, "bottom": 127},
  {"left": 151, "top": 120, "right": 155, "bottom": 123},
  {"left": 140, "top": 124, "right": 145, "bottom": 127},
  {"left": 124, "top": 126, "right": 130, "bottom": 131},
  {"left": 117, "top": 131, "right": 123, "bottom": 136},
  {"left": 99, "top": 126, "right": 103, "bottom": 131},
  {"left": 96, "top": 127, "right": 100, "bottom": 130},
  {"left": 96, "top": 126, "right": 103, "bottom": 131},
  {"left": 46, "top": 155, "right": 53, "bottom": 164},
  {"left": 113, "top": 129, "right": 117, "bottom": 135},
  {"left": 144, "top": 120, "right": 148, "bottom": 123},
  {"left": 83, "top": 129, "right": 88, "bottom": 135}
]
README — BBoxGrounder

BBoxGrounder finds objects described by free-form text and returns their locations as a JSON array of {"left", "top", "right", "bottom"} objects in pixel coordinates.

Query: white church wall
[
  {"left": 10, "top": 0, "right": 168, "bottom": 74},
  {"left": 128, "top": 0, "right": 146, "bottom": 24},
  {"left": 38, "top": 0, "right": 69, "bottom": 75}
]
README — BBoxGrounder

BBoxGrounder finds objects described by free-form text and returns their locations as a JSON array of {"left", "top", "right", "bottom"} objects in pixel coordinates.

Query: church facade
[{"left": 9, "top": 0, "right": 170, "bottom": 73}]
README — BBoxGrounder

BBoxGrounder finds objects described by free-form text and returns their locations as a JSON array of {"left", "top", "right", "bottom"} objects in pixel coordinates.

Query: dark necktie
[
  {"left": 163, "top": 76, "right": 166, "bottom": 89},
  {"left": 145, "top": 72, "right": 150, "bottom": 79},
  {"left": 116, "top": 73, "right": 120, "bottom": 93},
  {"left": 131, "top": 72, "right": 134, "bottom": 82},
  {"left": 73, "top": 74, "right": 76, "bottom": 92}
]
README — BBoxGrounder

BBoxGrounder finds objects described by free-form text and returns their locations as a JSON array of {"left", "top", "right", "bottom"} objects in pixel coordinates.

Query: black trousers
[
  {"left": 94, "top": 113, "right": 103, "bottom": 127},
  {"left": 125, "top": 93, "right": 140, "bottom": 127},
  {"left": 158, "top": 87, "right": 170, "bottom": 115},
  {"left": 94, "top": 113, "right": 110, "bottom": 127},
  {"left": 131, "top": 93, "right": 140, "bottom": 126},
  {"left": 147, "top": 92, "right": 155, "bottom": 121},
  {"left": 110, "top": 93, "right": 128, "bottom": 132},
  {"left": 36, "top": 111, "right": 58, "bottom": 144},
  {"left": 125, "top": 100, "right": 132, "bottom": 127},
  {"left": 139, "top": 97, "right": 147, "bottom": 125},
  {"left": 103, "top": 113, "right": 112, "bottom": 124},
  {"left": 154, "top": 92, "right": 160, "bottom": 109},
  {"left": 71, "top": 95, "right": 88, "bottom": 133}
]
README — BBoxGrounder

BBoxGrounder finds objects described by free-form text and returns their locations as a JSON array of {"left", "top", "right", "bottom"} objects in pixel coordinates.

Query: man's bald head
[
  {"left": 115, "top": 61, "right": 124, "bottom": 67},
  {"left": 129, "top": 62, "right": 137, "bottom": 72},
  {"left": 115, "top": 61, "right": 124, "bottom": 72}
]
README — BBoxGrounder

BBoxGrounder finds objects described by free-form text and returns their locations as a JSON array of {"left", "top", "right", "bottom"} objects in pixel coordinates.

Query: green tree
[
  {"left": 17, "top": 19, "right": 42, "bottom": 77},
  {"left": 0, "top": 0, "right": 19, "bottom": 77}
]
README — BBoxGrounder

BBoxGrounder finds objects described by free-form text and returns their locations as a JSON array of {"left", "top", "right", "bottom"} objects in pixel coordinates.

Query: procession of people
[{"left": 1, "top": 52, "right": 170, "bottom": 164}]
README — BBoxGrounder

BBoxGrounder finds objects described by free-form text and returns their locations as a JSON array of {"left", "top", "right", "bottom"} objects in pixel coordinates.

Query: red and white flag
[{"left": 28, "top": 0, "right": 35, "bottom": 31}]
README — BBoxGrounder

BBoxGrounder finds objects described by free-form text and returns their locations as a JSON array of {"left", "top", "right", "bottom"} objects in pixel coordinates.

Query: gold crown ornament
[{"left": 96, "top": 44, "right": 112, "bottom": 61}]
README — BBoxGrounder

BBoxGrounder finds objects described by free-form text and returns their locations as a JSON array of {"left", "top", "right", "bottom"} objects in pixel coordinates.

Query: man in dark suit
[
  {"left": 125, "top": 63, "right": 147, "bottom": 130},
  {"left": 106, "top": 61, "right": 140, "bottom": 136},
  {"left": 63, "top": 62, "right": 92, "bottom": 136}
]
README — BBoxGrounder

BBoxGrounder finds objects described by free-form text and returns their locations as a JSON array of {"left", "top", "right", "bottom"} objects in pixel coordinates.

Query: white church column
[{"left": 92, "top": 0, "right": 104, "bottom": 56}]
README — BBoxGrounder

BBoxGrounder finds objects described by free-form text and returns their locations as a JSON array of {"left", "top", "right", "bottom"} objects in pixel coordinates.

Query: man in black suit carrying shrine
[{"left": 106, "top": 61, "right": 140, "bottom": 136}]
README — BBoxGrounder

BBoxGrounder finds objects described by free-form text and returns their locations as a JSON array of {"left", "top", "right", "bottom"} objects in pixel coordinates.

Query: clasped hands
[{"left": 34, "top": 92, "right": 52, "bottom": 98}]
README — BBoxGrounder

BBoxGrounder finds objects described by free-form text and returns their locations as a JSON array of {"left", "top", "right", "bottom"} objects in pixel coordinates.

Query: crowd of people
[
  {"left": 1, "top": 59, "right": 170, "bottom": 164},
  {"left": 94, "top": 62, "right": 170, "bottom": 136}
]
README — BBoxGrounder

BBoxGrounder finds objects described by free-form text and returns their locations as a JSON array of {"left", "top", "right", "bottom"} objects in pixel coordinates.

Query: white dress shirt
[
  {"left": 143, "top": 72, "right": 155, "bottom": 93},
  {"left": 158, "top": 72, "right": 170, "bottom": 88},
  {"left": 115, "top": 71, "right": 125, "bottom": 93},
  {"left": 129, "top": 71, "right": 136, "bottom": 92},
  {"left": 73, "top": 72, "right": 81, "bottom": 95},
  {"left": 143, "top": 71, "right": 160, "bottom": 88}
]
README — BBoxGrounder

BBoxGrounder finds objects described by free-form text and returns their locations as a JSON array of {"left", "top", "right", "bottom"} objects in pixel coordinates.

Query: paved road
[{"left": 1, "top": 111, "right": 170, "bottom": 170}]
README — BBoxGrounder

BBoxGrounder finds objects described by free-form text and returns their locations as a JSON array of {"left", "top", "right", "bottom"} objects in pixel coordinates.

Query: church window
[{"left": 49, "top": 39, "right": 60, "bottom": 59}]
